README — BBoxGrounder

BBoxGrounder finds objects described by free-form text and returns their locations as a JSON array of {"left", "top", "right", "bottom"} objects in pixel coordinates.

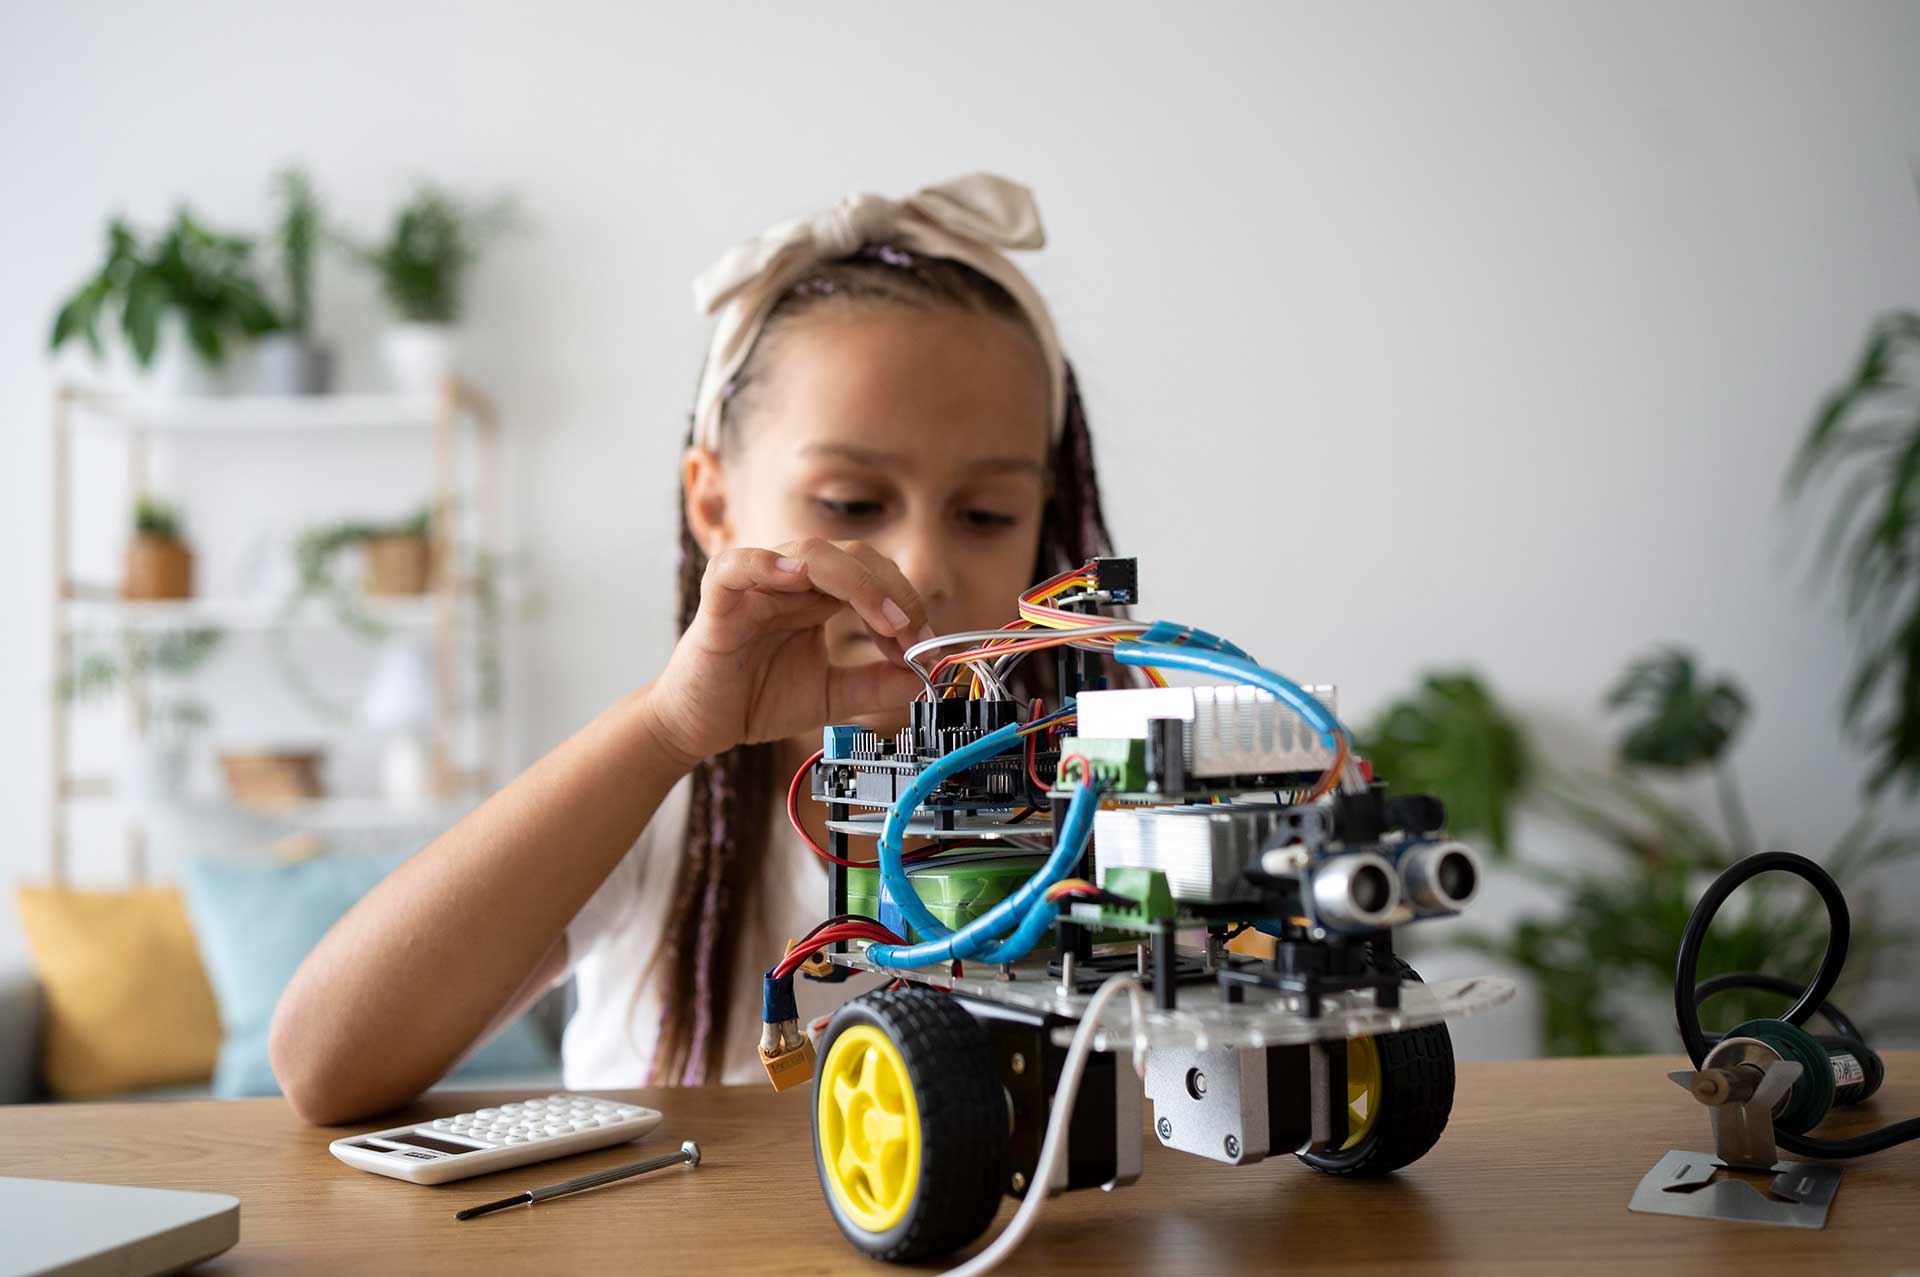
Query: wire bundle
[
  {"left": 775, "top": 570, "right": 1363, "bottom": 985},
  {"left": 905, "top": 562, "right": 1170, "bottom": 702}
]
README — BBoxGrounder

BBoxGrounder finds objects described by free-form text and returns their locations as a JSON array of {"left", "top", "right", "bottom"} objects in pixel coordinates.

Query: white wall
[{"left": 3, "top": 1, "right": 1918, "bottom": 1058}]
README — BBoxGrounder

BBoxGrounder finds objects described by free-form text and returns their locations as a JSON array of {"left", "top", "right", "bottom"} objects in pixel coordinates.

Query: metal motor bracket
[{"left": 1629, "top": 1036, "right": 1843, "bottom": 1230}]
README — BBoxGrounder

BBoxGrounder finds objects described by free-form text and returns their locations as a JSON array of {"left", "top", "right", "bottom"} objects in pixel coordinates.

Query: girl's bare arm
[
  {"left": 269, "top": 539, "right": 931, "bottom": 1125},
  {"left": 268, "top": 683, "right": 697, "bottom": 1124}
]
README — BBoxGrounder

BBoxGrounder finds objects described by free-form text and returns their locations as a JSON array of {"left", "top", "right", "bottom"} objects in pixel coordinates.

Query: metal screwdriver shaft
[{"left": 455, "top": 1140, "right": 702, "bottom": 1220}]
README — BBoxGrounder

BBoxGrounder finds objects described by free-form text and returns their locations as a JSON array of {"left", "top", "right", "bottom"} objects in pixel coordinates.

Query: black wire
[
  {"left": 1694, "top": 971, "right": 1867, "bottom": 1046},
  {"left": 1674, "top": 850, "right": 1920, "bottom": 1159}
]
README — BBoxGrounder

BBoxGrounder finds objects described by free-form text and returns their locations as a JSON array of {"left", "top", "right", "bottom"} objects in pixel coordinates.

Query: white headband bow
[{"left": 689, "top": 172, "right": 1066, "bottom": 450}]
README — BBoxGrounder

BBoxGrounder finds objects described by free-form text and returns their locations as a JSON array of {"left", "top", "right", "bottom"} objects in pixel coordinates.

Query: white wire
[
  {"left": 904, "top": 623, "right": 1153, "bottom": 675},
  {"left": 938, "top": 975, "right": 1149, "bottom": 1277}
]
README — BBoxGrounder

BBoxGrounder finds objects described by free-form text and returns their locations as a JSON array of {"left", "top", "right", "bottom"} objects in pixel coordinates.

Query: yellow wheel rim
[
  {"left": 1341, "top": 1036, "right": 1382, "bottom": 1151},
  {"left": 818, "top": 1024, "right": 922, "bottom": 1234}
]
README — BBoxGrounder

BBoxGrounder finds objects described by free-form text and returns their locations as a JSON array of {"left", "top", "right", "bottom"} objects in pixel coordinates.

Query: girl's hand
[{"left": 643, "top": 538, "right": 935, "bottom": 766}]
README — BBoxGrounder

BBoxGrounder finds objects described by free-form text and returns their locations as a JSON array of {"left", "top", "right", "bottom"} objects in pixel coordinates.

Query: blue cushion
[{"left": 180, "top": 850, "right": 557, "bottom": 1099}]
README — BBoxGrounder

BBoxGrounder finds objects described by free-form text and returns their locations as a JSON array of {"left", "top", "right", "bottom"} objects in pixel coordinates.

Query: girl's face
[{"left": 685, "top": 302, "right": 1051, "bottom": 676}]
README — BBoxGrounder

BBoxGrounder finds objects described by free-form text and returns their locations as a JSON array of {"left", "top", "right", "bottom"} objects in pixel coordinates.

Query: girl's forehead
[{"left": 752, "top": 305, "right": 1050, "bottom": 468}]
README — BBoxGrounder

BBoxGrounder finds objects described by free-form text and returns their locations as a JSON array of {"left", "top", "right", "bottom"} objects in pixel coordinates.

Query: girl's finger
[
  {"left": 700, "top": 546, "right": 819, "bottom": 607},
  {"left": 837, "top": 540, "right": 932, "bottom": 642},
  {"left": 769, "top": 538, "right": 932, "bottom": 643}
]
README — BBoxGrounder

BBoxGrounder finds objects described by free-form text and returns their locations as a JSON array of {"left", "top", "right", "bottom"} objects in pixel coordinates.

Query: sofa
[{"left": 0, "top": 954, "right": 570, "bottom": 1106}]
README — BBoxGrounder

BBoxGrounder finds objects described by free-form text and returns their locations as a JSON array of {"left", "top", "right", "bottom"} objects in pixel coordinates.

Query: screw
[
  {"left": 1010, "top": 1052, "right": 1026, "bottom": 1075},
  {"left": 1156, "top": 1116, "right": 1173, "bottom": 1140},
  {"left": 1011, "top": 1171, "right": 1028, "bottom": 1192},
  {"left": 1224, "top": 1135, "right": 1240, "bottom": 1158}
]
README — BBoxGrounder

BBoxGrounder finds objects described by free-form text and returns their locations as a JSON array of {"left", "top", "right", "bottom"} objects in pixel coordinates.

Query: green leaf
[
  {"left": 1605, "top": 647, "right": 1747, "bottom": 772},
  {"left": 185, "top": 311, "right": 223, "bottom": 365},
  {"left": 121, "top": 271, "right": 167, "bottom": 367},
  {"left": 1362, "top": 671, "right": 1532, "bottom": 855}
]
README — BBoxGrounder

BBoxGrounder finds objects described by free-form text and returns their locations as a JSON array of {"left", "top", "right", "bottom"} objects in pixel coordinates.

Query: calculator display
[{"left": 383, "top": 1132, "right": 481, "bottom": 1156}]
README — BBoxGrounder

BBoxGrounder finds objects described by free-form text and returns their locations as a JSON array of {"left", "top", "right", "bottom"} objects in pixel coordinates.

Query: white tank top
[{"left": 560, "top": 776, "right": 886, "bottom": 1087}]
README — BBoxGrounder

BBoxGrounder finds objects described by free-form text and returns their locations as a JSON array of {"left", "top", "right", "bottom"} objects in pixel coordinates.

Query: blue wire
[
  {"left": 1111, "top": 642, "right": 1348, "bottom": 749},
  {"left": 866, "top": 777, "right": 1104, "bottom": 968},
  {"left": 872, "top": 719, "right": 1026, "bottom": 942}
]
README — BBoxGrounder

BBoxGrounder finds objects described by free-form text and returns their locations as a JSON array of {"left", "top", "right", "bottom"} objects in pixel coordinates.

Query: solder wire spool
[{"left": 1674, "top": 850, "right": 1914, "bottom": 1158}]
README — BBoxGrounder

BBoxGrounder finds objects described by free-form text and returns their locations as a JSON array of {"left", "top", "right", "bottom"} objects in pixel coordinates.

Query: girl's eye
[
  {"left": 816, "top": 497, "right": 885, "bottom": 521},
  {"left": 961, "top": 509, "right": 1018, "bottom": 530}
]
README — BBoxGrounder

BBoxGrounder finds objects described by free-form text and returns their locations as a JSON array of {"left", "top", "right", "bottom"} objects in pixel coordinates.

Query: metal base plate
[
  {"left": 825, "top": 951, "right": 1513, "bottom": 1050},
  {"left": 1629, "top": 1150, "right": 1842, "bottom": 1229}
]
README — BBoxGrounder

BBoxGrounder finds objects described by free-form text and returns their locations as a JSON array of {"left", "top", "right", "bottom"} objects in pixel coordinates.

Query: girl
[{"left": 271, "top": 173, "right": 1119, "bottom": 1122}]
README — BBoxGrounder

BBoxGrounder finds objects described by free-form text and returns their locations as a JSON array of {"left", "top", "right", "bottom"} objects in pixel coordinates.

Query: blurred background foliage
[{"left": 1367, "top": 653, "right": 1920, "bottom": 1056}]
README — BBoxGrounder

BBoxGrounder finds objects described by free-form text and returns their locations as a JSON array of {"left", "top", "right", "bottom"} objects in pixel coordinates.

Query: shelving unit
[{"left": 48, "top": 379, "right": 505, "bottom": 883}]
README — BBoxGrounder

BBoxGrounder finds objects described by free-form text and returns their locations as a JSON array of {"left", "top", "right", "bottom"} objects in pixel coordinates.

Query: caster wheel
[
  {"left": 813, "top": 985, "right": 1008, "bottom": 1262},
  {"left": 1298, "top": 955, "right": 1455, "bottom": 1177}
]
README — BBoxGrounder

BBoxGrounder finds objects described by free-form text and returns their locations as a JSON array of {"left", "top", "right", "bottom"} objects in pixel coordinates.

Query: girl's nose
[{"left": 883, "top": 523, "right": 959, "bottom": 615}]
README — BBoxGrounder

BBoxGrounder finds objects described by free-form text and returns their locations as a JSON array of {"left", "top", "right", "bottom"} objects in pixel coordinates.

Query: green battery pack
[{"left": 847, "top": 851, "right": 1051, "bottom": 945}]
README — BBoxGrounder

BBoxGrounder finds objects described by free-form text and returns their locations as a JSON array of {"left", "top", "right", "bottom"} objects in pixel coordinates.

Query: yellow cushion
[{"left": 14, "top": 885, "right": 222, "bottom": 1098}]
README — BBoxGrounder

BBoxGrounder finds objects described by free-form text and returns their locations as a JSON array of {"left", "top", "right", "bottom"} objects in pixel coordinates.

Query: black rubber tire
[
  {"left": 812, "top": 985, "right": 1009, "bottom": 1262},
  {"left": 1297, "top": 955, "right": 1455, "bottom": 1177}
]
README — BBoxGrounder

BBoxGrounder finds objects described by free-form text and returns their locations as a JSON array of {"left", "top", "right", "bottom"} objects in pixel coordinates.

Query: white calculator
[{"left": 329, "top": 1093, "right": 664, "bottom": 1185}]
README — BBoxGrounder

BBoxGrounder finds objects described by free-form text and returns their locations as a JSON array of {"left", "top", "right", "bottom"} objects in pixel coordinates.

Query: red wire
[
  {"left": 774, "top": 923, "right": 905, "bottom": 978},
  {"left": 788, "top": 747, "right": 945, "bottom": 867},
  {"left": 1025, "top": 697, "right": 1053, "bottom": 795}
]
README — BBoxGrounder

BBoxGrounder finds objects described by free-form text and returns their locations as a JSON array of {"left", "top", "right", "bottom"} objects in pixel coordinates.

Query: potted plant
[
  {"left": 253, "top": 167, "right": 335, "bottom": 395},
  {"left": 364, "top": 507, "right": 435, "bottom": 596},
  {"left": 352, "top": 184, "right": 514, "bottom": 392},
  {"left": 123, "top": 497, "right": 195, "bottom": 601},
  {"left": 49, "top": 209, "right": 280, "bottom": 396},
  {"left": 293, "top": 507, "right": 436, "bottom": 616},
  {"left": 218, "top": 746, "right": 326, "bottom": 807},
  {"left": 60, "top": 627, "right": 222, "bottom": 805}
]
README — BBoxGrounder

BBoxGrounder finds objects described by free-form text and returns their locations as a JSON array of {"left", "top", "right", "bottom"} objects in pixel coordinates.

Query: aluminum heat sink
[
  {"left": 1075, "top": 683, "right": 1338, "bottom": 779},
  {"left": 1093, "top": 804, "right": 1285, "bottom": 903}
]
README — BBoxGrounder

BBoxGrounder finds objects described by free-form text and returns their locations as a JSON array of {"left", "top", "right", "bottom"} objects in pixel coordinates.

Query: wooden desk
[{"left": 2, "top": 1054, "right": 1916, "bottom": 1274}]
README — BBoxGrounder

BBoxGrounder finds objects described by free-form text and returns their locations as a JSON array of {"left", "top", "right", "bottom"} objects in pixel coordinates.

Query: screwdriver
[{"left": 456, "top": 1140, "right": 702, "bottom": 1220}]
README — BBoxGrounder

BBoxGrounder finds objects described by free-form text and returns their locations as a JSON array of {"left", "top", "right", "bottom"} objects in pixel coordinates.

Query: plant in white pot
[
  {"left": 49, "top": 209, "right": 280, "bottom": 396},
  {"left": 354, "top": 185, "right": 515, "bottom": 394},
  {"left": 253, "top": 167, "right": 335, "bottom": 395},
  {"left": 60, "top": 627, "right": 223, "bottom": 806}
]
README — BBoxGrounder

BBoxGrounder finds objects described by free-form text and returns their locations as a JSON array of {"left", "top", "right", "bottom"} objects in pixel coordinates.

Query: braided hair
[{"left": 648, "top": 246, "right": 1115, "bottom": 1084}]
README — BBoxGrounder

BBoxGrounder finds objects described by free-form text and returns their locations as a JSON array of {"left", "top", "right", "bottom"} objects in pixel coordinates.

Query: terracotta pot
[
  {"left": 365, "top": 533, "right": 431, "bottom": 596},
  {"left": 219, "top": 749, "right": 325, "bottom": 806},
  {"left": 122, "top": 535, "right": 193, "bottom": 601}
]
